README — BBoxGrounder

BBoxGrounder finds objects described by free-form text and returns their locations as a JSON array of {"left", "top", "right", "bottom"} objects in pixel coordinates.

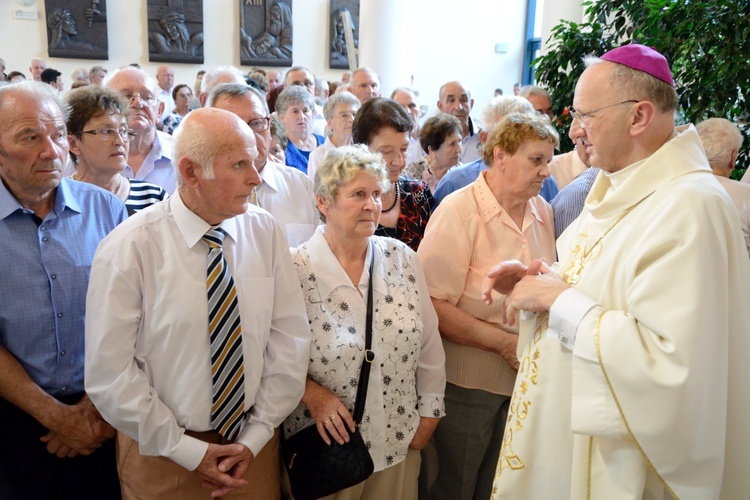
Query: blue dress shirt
[
  {"left": 433, "top": 159, "right": 559, "bottom": 207},
  {"left": 0, "top": 178, "right": 127, "bottom": 396}
]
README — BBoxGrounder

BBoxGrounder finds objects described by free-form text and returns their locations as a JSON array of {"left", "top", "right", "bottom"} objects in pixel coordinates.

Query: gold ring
[
  {"left": 330, "top": 414, "right": 336, "bottom": 421},
  {"left": 324, "top": 418, "right": 331, "bottom": 425}
]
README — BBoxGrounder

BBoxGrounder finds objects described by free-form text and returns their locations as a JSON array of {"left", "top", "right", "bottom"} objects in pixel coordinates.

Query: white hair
[
  {"left": 480, "top": 95, "right": 536, "bottom": 130},
  {"left": 201, "top": 66, "right": 245, "bottom": 94}
]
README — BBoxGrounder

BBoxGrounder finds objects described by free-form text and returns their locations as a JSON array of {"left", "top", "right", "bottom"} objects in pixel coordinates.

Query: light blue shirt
[
  {"left": 433, "top": 159, "right": 560, "bottom": 207},
  {"left": 550, "top": 167, "right": 600, "bottom": 239},
  {"left": 122, "top": 130, "right": 175, "bottom": 195},
  {"left": 0, "top": 178, "right": 127, "bottom": 396}
]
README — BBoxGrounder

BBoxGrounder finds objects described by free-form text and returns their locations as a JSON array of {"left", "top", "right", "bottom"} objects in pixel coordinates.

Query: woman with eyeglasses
[
  {"left": 64, "top": 86, "right": 167, "bottom": 215},
  {"left": 306, "top": 91, "right": 360, "bottom": 181}
]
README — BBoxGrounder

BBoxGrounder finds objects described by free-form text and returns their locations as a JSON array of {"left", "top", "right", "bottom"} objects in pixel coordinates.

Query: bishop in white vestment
[{"left": 488, "top": 44, "right": 750, "bottom": 500}]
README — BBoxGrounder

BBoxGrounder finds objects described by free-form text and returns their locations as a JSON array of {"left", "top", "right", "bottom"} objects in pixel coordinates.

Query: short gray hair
[
  {"left": 322, "top": 91, "right": 359, "bottom": 120},
  {"left": 201, "top": 65, "right": 245, "bottom": 94},
  {"left": 315, "top": 145, "right": 390, "bottom": 220},
  {"left": 206, "top": 82, "right": 269, "bottom": 115},
  {"left": 518, "top": 85, "right": 550, "bottom": 100},
  {"left": 480, "top": 95, "right": 536, "bottom": 131},
  {"left": 0, "top": 81, "right": 70, "bottom": 126},
  {"left": 276, "top": 85, "right": 315, "bottom": 115},
  {"left": 172, "top": 114, "right": 222, "bottom": 187},
  {"left": 696, "top": 118, "right": 744, "bottom": 170},
  {"left": 585, "top": 56, "right": 679, "bottom": 113}
]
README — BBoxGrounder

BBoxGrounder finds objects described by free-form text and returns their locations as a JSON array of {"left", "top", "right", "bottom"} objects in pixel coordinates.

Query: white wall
[{"left": 0, "top": 0, "right": 557, "bottom": 121}]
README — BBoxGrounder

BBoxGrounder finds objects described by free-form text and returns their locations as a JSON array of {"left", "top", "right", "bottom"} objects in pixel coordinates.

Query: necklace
[
  {"left": 381, "top": 181, "right": 400, "bottom": 213},
  {"left": 113, "top": 175, "right": 125, "bottom": 198},
  {"left": 561, "top": 196, "right": 650, "bottom": 285}
]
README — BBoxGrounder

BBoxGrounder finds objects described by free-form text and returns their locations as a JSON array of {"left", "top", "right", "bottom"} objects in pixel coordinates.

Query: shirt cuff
[
  {"left": 418, "top": 395, "right": 446, "bottom": 419},
  {"left": 170, "top": 433, "right": 210, "bottom": 471},
  {"left": 236, "top": 423, "right": 274, "bottom": 458},
  {"left": 548, "top": 288, "right": 598, "bottom": 350}
]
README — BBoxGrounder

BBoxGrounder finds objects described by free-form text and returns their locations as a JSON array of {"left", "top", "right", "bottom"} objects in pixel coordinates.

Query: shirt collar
[
  {"left": 259, "top": 161, "right": 279, "bottom": 193},
  {"left": 306, "top": 227, "right": 388, "bottom": 302},
  {"left": 171, "top": 191, "right": 239, "bottom": 249},
  {"left": 0, "top": 177, "right": 80, "bottom": 220},
  {"left": 473, "top": 170, "right": 544, "bottom": 227}
]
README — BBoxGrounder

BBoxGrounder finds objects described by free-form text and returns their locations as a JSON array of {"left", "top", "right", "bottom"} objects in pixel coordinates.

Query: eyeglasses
[
  {"left": 570, "top": 100, "right": 639, "bottom": 128},
  {"left": 73, "top": 128, "right": 137, "bottom": 142},
  {"left": 122, "top": 93, "right": 158, "bottom": 106},
  {"left": 247, "top": 116, "right": 271, "bottom": 133}
]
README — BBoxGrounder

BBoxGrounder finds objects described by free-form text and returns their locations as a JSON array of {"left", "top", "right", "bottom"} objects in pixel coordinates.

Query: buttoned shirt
[
  {"left": 417, "top": 171, "right": 556, "bottom": 395},
  {"left": 0, "top": 178, "right": 127, "bottom": 396},
  {"left": 256, "top": 161, "right": 320, "bottom": 247},
  {"left": 85, "top": 193, "right": 311, "bottom": 471},
  {"left": 121, "top": 130, "right": 175, "bottom": 195},
  {"left": 284, "top": 228, "right": 446, "bottom": 471}
]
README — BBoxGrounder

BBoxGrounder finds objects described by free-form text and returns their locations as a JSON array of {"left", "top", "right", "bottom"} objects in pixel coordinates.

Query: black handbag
[{"left": 282, "top": 245, "right": 377, "bottom": 500}]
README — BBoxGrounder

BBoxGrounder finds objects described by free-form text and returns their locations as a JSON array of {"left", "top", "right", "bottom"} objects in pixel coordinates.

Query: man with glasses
[
  {"left": 0, "top": 81, "right": 126, "bottom": 498},
  {"left": 104, "top": 67, "right": 175, "bottom": 194},
  {"left": 208, "top": 83, "right": 318, "bottom": 247},
  {"left": 487, "top": 44, "right": 750, "bottom": 499}
]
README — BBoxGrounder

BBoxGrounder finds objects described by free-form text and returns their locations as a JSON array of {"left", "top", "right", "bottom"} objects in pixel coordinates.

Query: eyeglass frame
[
  {"left": 570, "top": 100, "right": 639, "bottom": 128},
  {"left": 122, "top": 93, "right": 159, "bottom": 106},
  {"left": 247, "top": 116, "right": 271, "bottom": 133},
  {"left": 72, "top": 128, "right": 138, "bottom": 142}
]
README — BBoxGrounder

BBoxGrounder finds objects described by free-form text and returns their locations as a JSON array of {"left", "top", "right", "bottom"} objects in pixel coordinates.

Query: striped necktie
[{"left": 203, "top": 227, "right": 245, "bottom": 441}]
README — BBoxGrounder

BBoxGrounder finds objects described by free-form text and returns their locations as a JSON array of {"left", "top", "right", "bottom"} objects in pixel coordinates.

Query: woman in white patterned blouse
[{"left": 284, "top": 145, "right": 446, "bottom": 499}]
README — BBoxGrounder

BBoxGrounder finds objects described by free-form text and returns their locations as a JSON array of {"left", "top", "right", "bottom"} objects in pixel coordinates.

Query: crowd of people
[{"left": 1, "top": 43, "right": 749, "bottom": 500}]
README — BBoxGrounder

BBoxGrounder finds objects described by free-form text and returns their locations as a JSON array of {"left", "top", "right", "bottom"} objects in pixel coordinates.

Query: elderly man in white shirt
[
  {"left": 208, "top": 82, "right": 320, "bottom": 247},
  {"left": 85, "top": 108, "right": 311, "bottom": 499}
]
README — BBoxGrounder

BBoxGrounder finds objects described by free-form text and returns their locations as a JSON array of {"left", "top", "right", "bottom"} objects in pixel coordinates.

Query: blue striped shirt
[
  {"left": 0, "top": 178, "right": 127, "bottom": 396},
  {"left": 550, "top": 167, "right": 600, "bottom": 239},
  {"left": 125, "top": 179, "right": 168, "bottom": 215}
]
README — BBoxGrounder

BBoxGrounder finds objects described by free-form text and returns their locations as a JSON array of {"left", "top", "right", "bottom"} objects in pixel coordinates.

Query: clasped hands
[
  {"left": 40, "top": 394, "right": 115, "bottom": 458},
  {"left": 481, "top": 259, "right": 569, "bottom": 325}
]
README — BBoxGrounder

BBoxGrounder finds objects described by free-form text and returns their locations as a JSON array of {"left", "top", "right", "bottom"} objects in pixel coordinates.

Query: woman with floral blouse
[{"left": 283, "top": 145, "right": 446, "bottom": 499}]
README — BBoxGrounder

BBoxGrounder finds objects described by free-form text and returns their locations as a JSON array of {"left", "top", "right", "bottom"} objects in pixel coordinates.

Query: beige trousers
[{"left": 117, "top": 429, "right": 281, "bottom": 500}]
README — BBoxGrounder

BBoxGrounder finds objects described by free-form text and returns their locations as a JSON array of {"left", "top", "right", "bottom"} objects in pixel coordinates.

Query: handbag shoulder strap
[{"left": 352, "top": 240, "right": 376, "bottom": 424}]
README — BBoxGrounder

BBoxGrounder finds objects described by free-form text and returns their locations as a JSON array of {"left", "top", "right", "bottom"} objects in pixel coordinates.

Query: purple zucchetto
[{"left": 600, "top": 44, "right": 675, "bottom": 87}]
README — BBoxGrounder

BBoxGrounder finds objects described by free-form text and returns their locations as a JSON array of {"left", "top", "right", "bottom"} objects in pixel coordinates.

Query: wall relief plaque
[
  {"left": 45, "top": 0, "right": 108, "bottom": 60},
  {"left": 147, "top": 0, "right": 204, "bottom": 64},
  {"left": 240, "top": 0, "right": 293, "bottom": 67}
]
